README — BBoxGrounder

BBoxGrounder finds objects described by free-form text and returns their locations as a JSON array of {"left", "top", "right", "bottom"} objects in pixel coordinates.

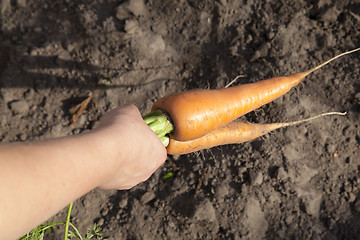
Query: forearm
[
  {"left": 0, "top": 105, "right": 167, "bottom": 240},
  {"left": 0, "top": 131, "right": 109, "bottom": 240}
]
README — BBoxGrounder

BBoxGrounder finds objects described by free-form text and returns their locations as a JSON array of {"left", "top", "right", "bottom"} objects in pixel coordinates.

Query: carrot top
[{"left": 142, "top": 110, "right": 173, "bottom": 146}]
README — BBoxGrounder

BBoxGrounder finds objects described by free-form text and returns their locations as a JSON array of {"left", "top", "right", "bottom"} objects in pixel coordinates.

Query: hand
[
  {"left": 93, "top": 104, "right": 167, "bottom": 189},
  {"left": 0, "top": 104, "right": 167, "bottom": 239}
]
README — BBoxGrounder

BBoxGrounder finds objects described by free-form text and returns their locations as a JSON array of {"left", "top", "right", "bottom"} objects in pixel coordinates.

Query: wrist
[{"left": 78, "top": 129, "right": 124, "bottom": 188}]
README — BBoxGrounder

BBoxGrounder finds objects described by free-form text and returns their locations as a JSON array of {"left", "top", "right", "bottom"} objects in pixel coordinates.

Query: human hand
[
  {"left": 0, "top": 104, "right": 166, "bottom": 240},
  {"left": 92, "top": 104, "right": 167, "bottom": 190}
]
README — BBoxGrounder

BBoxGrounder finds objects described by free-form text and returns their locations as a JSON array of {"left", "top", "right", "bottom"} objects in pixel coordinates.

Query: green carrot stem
[
  {"left": 69, "top": 222, "right": 83, "bottom": 240},
  {"left": 142, "top": 110, "right": 164, "bottom": 124},
  {"left": 143, "top": 110, "right": 174, "bottom": 147},
  {"left": 63, "top": 202, "right": 73, "bottom": 240}
]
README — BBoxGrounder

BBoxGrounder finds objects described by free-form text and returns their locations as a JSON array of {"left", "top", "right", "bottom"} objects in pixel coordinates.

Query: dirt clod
[
  {"left": 194, "top": 200, "right": 216, "bottom": 223},
  {"left": 7, "top": 100, "right": 29, "bottom": 116}
]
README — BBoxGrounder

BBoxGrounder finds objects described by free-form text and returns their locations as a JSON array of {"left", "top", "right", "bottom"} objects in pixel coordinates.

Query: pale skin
[{"left": 0, "top": 104, "right": 167, "bottom": 240}]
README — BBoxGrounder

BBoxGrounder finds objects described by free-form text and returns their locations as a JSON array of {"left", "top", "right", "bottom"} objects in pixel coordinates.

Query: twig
[
  {"left": 69, "top": 95, "right": 93, "bottom": 126},
  {"left": 195, "top": 167, "right": 208, "bottom": 194}
]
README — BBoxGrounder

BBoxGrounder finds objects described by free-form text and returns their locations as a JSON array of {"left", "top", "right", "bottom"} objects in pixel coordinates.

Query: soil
[{"left": 1, "top": 0, "right": 360, "bottom": 239}]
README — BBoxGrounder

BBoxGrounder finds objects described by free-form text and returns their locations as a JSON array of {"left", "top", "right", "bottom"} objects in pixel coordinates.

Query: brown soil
[{"left": 1, "top": 0, "right": 360, "bottom": 239}]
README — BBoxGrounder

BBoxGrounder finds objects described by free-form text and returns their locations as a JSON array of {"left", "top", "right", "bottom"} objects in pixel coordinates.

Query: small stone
[
  {"left": 100, "top": 207, "right": 109, "bottom": 216},
  {"left": 23, "top": 89, "right": 35, "bottom": 99},
  {"left": 219, "top": 0, "right": 227, "bottom": 6},
  {"left": 115, "top": 5, "right": 131, "bottom": 20},
  {"left": 355, "top": 92, "right": 360, "bottom": 100},
  {"left": 172, "top": 154, "right": 181, "bottom": 161},
  {"left": 238, "top": 166, "right": 247, "bottom": 175},
  {"left": 124, "top": 19, "right": 140, "bottom": 34},
  {"left": 348, "top": 192, "right": 356, "bottom": 202},
  {"left": 72, "top": 128, "right": 81, "bottom": 135},
  {"left": 18, "top": 133, "right": 27, "bottom": 141},
  {"left": 285, "top": 216, "right": 294, "bottom": 225},
  {"left": 241, "top": 184, "right": 248, "bottom": 193},
  {"left": 16, "top": 0, "right": 27, "bottom": 7},
  {"left": 63, "top": 41, "right": 76, "bottom": 52},
  {"left": 319, "top": 5, "right": 341, "bottom": 22},
  {"left": 277, "top": 167, "right": 288, "bottom": 182},
  {"left": 102, "top": 17, "right": 117, "bottom": 32},
  {"left": 140, "top": 192, "right": 155, "bottom": 204},
  {"left": 8, "top": 100, "right": 29, "bottom": 115},
  {"left": 326, "top": 144, "right": 337, "bottom": 154},
  {"left": 249, "top": 170, "right": 263, "bottom": 186},
  {"left": 147, "top": 34, "right": 166, "bottom": 54},
  {"left": 127, "top": 0, "right": 147, "bottom": 16},
  {"left": 29, "top": 48, "right": 38, "bottom": 57},
  {"left": 215, "top": 183, "right": 229, "bottom": 202},
  {"left": 96, "top": 218, "right": 105, "bottom": 226},
  {"left": 116, "top": 0, "right": 147, "bottom": 20},
  {"left": 344, "top": 182, "right": 352, "bottom": 193},
  {"left": 97, "top": 76, "right": 112, "bottom": 86},
  {"left": 57, "top": 50, "right": 71, "bottom": 62},
  {"left": 302, "top": 193, "right": 322, "bottom": 217},
  {"left": 267, "top": 29, "right": 276, "bottom": 39},
  {"left": 118, "top": 198, "right": 128, "bottom": 208},
  {"left": 34, "top": 27, "right": 42, "bottom": 33},
  {"left": 194, "top": 200, "right": 216, "bottom": 222},
  {"left": 50, "top": 123, "right": 63, "bottom": 137},
  {"left": 250, "top": 42, "right": 270, "bottom": 61}
]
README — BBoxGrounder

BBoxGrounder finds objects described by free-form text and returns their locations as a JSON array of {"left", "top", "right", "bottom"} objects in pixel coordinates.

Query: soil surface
[{"left": 1, "top": 0, "right": 360, "bottom": 239}]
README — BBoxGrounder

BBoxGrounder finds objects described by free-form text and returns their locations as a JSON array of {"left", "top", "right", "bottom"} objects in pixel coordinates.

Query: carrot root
[
  {"left": 166, "top": 112, "right": 346, "bottom": 155},
  {"left": 144, "top": 48, "right": 359, "bottom": 153},
  {"left": 303, "top": 48, "right": 360, "bottom": 76},
  {"left": 150, "top": 48, "right": 360, "bottom": 141},
  {"left": 224, "top": 74, "right": 246, "bottom": 88}
]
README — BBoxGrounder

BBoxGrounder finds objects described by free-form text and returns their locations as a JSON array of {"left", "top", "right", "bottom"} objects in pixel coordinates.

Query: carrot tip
[
  {"left": 304, "top": 47, "right": 360, "bottom": 76},
  {"left": 282, "top": 111, "right": 347, "bottom": 127}
]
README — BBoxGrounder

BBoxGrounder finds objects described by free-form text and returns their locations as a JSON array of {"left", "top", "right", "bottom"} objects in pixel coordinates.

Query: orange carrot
[
  {"left": 151, "top": 48, "right": 360, "bottom": 141},
  {"left": 166, "top": 112, "right": 346, "bottom": 155}
]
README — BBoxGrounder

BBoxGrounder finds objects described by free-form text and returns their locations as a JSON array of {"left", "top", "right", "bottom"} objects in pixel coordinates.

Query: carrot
[
  {"left": 166, "top": 112, "right": 346, "bottom": 155},
  {"left": 151, "top": 48, "right": 360, "bottom": 141}
]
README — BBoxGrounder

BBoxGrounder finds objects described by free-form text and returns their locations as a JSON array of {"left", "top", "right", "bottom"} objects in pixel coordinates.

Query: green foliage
[
  {"left": 18, "top": 222, "right": 63, "bottom": 240},
  {"left": 19, "top": 222, "right": 106, "bottom": 240},
  {"left": 85, "top": 224, "right": 104, "bottom": 240},
  {"left": 162, "top": 172, "right": 175, "bottom": 180},
  {"left": 18, "top": 201, "right": 107, "bottom": 240}
]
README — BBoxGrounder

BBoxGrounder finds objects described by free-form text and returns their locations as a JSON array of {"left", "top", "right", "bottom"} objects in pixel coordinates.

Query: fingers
[{"left": 95, "top": 104, "right": 167, "bottom": 190}]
